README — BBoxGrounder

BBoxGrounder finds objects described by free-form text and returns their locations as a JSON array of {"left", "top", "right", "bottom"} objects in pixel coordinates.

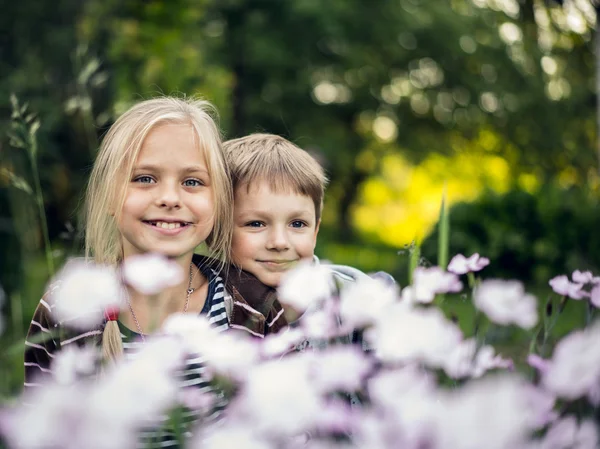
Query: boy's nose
[{"left": 266, "top": 227, "right": 290, "bottom": 251}]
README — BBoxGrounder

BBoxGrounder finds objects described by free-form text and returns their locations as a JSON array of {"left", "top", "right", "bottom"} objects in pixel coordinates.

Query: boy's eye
[
  {"left": 245, "top": 221, "right": 265, "bottom": 228},
  {"left": 183, "top": 178, "right": 203, "bottom": 187},
  {"left": 290, "top": 220, "right": 308, "bottom": 228},
  {"left": 133, "top": 175, "right": 155, "bottom": 184}
]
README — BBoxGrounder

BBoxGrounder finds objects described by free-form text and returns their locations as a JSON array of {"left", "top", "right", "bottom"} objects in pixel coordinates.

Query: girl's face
[{"left": 118, "top": 123, "right": 215, "bottom": 261}]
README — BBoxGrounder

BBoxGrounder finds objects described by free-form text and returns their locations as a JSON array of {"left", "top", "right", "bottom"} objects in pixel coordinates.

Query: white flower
[
  {"left": 412, "top": 266, "right": 463, "bottom": 303},
  {"left": 163, "top": 313, "right": 259, "bottom": 380},
  {"left": 435, "top": 375, "right": 542, "bottom": 449},
  {"left": 122, "top": 253, "right": 184, "bottom": 295},
  {"left": 542, "top": 322, "right": 600, "bottom": 400},
  {"left": 368, "top": 366, "right": 439, "bottom": 448},
  {"left": 310, "top": 346, "right": 372, "bottom": 393},
  {"left": 471, "top": 345, "right": 513, "bottom": 377},
  {"left": 261, "top": 327, "right": 307, "bottom": 358},
  {"left": 230, "top": 356, "right": 323, "bottom": 436},
  {"left": 52, "top": 345, "right": 98, "bottom": 385},
  {"left": 443, "top": 338, "right": 478, "bottom": 379},
  {"left": 442, "top": 339, "right": 512, "bottom": 379},
  {"left": 473, "top": 280, "right": 538, "bottom": 329},
  {"left": 194, "top": 426, "right": 274, "bottom": 449},
  {"left": 5, "top": 383, "right": 138, "bottom": 449},
  {"left": 4, "top": 384, "right": 88, "bottom": 449},
  {"left": 365, "top": 303, "right": 463, "bottom": 368},
  {"left": 539, "top": 416, "right": 599, "bottom": 449},
  {"left": 339, "top": 277, "right": 398, "bottom": 328},
  {"left": 448, "top": 253, "right": 490, "bottom": 275},
  {"left": 162, "top": 313, "right": 216, "bottom": 347},
  {"left": 277, "top": 261, "right": 334, "bottom": 312},
  {"left": 83, "top": 337, "right": 184, "bottom": 448},
  {"left": 52, "top": 259, "right": 125, "bottom": 329}
]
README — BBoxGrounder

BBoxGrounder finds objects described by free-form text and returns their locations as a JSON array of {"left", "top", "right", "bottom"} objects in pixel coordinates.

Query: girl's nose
[{"left": 155, "top": 182, "right": 181, "bottom": 209}]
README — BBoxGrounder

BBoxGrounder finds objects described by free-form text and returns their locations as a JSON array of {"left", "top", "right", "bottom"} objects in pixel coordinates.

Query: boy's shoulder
[{"left": 314, "top": 256, "right": 396, "bottom": 288}]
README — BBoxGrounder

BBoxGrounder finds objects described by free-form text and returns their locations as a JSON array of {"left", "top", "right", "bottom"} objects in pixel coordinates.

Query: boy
[{"left": 223, "top": 133, "right": 372, "bottom": 332}]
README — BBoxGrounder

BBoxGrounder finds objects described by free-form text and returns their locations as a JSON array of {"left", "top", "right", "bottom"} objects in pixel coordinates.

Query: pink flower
[
  {"left": 549, "top": 275, "right": 587, "bottom": 300},
  {"left": 447, "top": 253, "right": 490, "bottom": 275},
  {"left": 542, "top": 322, "right": 600, "bottom": 400},
  {"left": 473, "top": 280, "right": 538, "bottom": 329},
  {"left": 411, "top": 267, "right": 463, "bottom": 303},
  {"left": 527, "top": 354, "right": 550, "bottom": 375},
  {"left": 591, "top": 284, "right": 600, "bottom": 309},
  {"left": 572, "top": 270, "right": 594, "bottom": 284}
]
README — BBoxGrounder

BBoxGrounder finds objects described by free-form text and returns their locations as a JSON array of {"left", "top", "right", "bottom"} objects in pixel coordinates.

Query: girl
[{"left": 23, "top": 97, "right": 285, "bottom": 444}]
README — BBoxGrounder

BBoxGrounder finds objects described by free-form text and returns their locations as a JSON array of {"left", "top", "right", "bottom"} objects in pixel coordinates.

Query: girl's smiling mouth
[{"left": 142, "top": 220, "right": 192, "bottom": 233}]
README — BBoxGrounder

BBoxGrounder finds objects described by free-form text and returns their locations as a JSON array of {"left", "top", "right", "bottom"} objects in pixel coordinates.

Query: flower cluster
[
  {"left": 549, "top": 270, "right": 600, "bottom": 306},
  {"left": 2, "top": 252, "right": 599, "bottom": 449}
]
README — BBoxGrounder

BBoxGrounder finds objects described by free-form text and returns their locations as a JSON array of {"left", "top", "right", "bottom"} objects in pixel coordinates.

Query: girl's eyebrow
[{"left": 132, "top": 164, "right": 209, "bottom": 175}]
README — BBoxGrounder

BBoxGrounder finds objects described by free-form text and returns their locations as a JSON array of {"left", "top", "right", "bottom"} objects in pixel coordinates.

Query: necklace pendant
[{"left": 187, "top": 288, "right": 195, "bottom": 295}]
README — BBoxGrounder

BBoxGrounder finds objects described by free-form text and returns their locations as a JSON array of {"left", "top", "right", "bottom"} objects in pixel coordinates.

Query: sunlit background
[{"left": 1, "top": 0, "right": 598, "bottom": 394}]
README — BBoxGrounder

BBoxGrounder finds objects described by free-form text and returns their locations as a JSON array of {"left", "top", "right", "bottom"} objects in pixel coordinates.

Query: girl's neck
[{"left": 120, "top": 253, "right": 207, "bottom": 334}]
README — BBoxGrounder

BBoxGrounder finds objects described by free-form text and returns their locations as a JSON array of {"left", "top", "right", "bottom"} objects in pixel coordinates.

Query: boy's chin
[{"left": 255, "top": 272, "right": 283, "bottom": 289}]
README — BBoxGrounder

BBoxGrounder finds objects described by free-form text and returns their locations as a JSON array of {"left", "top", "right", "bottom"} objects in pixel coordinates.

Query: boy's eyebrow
[
  {"left": 236, "top": 209, "right": 314, "bottom": 218},
  {"left": 133, "top": 164, "right": 209, "bottom": 175}
]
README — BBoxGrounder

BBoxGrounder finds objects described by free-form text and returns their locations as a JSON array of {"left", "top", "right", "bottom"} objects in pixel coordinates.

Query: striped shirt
[
  {"left": 122, "top": 266, "right": 229, "bottom": 448},
  {"left": 24, "top": 265, "right": 230, "bottom": 448}
]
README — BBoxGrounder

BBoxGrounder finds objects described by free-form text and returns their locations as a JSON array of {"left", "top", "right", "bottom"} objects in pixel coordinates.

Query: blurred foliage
[
  {"left": 422, "top": 184, "right": 600, "bottom": 285},
  {"left": 1, "top": 0, "right": 599, "bottom": 395}
]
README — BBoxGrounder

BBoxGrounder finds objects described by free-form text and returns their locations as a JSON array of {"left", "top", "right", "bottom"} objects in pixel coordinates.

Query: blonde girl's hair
[{"left": 85, "top": 97, "right": 233, "bottom": 362}]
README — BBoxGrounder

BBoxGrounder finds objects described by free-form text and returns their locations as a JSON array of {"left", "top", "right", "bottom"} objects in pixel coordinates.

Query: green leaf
[
  {"left": 9, "top": 93, "right": 18, "bottom": 110},
  {"left": 78, "top": 58, "right": 100, "bottom": 85},
  {"left": 30, "top": 119, "right": 41, "bottom": 137},
  {"left": 0, "top": 168, "right": 33, "bottom": 194},
  {"left": 7, "top": 131, "right": 25, "bottom": 149}
]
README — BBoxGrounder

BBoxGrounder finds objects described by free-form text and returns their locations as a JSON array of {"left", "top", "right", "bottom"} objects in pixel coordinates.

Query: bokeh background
[{"left": 1, "top": 0, "right": 598, "bottom": 396}]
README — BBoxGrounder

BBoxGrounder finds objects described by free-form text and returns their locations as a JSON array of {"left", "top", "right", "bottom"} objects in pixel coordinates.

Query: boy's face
[{"left": 232, "top": 181, "right": 320, "bottom": 288}]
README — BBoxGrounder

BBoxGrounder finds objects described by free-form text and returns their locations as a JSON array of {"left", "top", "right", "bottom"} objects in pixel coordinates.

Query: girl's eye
[
  {"left": 134, "top": 175, "right": 155, "bottom": 184},
  {"left": 245, "top": 221, "right": 265, "bottom": 228},
  {"left": 290, "top": 220, "right": 308, "bottom": 228},
  {"left": 183, "top": 179, "right": 203, "bottom": 187}
]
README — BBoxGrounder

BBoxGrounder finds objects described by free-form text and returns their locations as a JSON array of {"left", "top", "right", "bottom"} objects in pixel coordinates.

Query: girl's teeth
[{"left": 155, "top": 222, "right": 182, "bottom": 229}]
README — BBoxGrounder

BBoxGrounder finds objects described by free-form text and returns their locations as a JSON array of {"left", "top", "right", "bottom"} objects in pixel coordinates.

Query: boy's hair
[
  {"left": 85, "top": 96, "right": 233, "bottom": 266},
  {"left": 85, "top": 96, "right": 233, "bottom": 364},
  {"left": 223, "top": 133, "right": 328, "bottom": 222}
]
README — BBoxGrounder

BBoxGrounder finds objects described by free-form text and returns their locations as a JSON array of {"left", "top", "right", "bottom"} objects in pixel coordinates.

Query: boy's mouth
[{"left": 257, "top": 260, "right": 298, "bottom": 270}]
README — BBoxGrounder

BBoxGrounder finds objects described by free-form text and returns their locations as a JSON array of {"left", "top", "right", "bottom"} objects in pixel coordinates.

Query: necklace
[{"left": 126, "top": 263, "right": 196, "bottom": 341}]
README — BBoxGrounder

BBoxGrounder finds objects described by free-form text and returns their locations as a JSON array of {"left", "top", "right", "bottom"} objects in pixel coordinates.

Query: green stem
[
  {"left": 467, "top": 272, "right": 476, "bottom": 289},
  {"left": 29, "top": 140, "right": 54, "bottom": 276},
  {"left": 408, "top": 241, "right": 420, "bottom": 285},
  {"left": 10, "top": 292, "right": 23, "bottom": 341}
]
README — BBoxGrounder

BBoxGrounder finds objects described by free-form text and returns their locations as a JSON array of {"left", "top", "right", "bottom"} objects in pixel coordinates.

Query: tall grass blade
[{"left": 437, "top": 187, "right": 449, "bottom": 270}]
